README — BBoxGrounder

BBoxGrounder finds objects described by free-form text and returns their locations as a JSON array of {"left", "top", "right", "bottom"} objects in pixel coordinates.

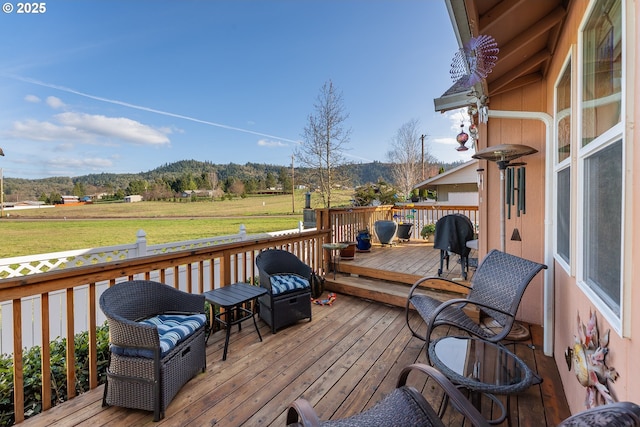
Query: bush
[
  {"left": 420, "top": 224, "right": 436, "bottom": 239},
  {"left": 0, "top": 323, "right": 110, "bottom": 426}
]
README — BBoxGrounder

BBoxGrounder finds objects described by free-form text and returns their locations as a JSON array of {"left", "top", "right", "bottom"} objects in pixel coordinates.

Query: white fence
[{"left": 0, "top": 223, "right": 309, "bottom": 354}]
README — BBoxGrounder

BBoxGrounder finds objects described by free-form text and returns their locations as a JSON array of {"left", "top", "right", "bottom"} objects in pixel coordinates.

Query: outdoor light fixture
[{"left": 472, "top": 144, "right": 537, "bottom": 251}]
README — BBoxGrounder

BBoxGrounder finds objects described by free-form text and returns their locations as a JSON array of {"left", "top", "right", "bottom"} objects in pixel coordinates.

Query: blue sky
[{"left": 0, "top": 1, "right": 475, "bottom": 180}]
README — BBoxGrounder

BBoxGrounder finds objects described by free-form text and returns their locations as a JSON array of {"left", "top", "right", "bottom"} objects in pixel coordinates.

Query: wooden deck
[{"left": 19, "top": 242, "right": 570, "bottom": 427}]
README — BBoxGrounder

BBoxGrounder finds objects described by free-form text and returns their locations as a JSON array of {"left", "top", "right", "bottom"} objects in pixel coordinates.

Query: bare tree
[
  {"left": 207, "top": 171, "right": 219, "bottom": 201},
  {"left": 296, "top": 80, "right": 351, "bottom": 208},
  {"left": 387, "top": 119, "right": 430, "bottom": 200}
]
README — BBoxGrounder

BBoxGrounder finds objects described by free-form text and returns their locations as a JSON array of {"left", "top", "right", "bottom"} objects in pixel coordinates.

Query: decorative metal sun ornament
[{"left": 450, "top": 34, "right": 499, "bottom": 88}]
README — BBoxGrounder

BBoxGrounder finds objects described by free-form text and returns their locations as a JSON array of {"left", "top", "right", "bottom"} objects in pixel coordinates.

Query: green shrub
[
  {"left": 420, "top": 224, "right": 436, "bottom": 239},
  {"left": 0, "top": 323, "right": 110, "bottom": 426}
]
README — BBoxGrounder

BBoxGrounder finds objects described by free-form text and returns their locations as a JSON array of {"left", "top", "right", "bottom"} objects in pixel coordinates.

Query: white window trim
[
  {"left": 553, "top": 51, "right": 573, "bottom": 275},
  {"left": 575, "top": 0, "right": 629, "bottom": 337}
]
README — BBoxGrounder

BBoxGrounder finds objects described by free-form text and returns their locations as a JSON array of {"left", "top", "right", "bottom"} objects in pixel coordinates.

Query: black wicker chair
[
  {"left": 434, "top": 213, "right": 475, "bottom": 280},
  {"left": 286, "top": 364, "right": 490, "bottom": 427},
  {"left": 256, "top": 249, "right": 313, "bottom": 333},
  {"left": 406, "top": 249, "right": 547, "bottom": 350},
  {"left": 558, "top": 402, "right": 640, "bottom": 426},
  {"left": 99, "top": 280, "right": 206, "bottom": 421}
]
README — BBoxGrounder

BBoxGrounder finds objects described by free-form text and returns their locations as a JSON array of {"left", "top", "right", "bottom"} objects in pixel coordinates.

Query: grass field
[{"left": 0, "top": 191, "right": 353, "bottom": 258}]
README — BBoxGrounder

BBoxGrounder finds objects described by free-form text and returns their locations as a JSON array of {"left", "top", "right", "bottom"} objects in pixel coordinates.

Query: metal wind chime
[{"left": 472, "top": 145, "right": 537, "bottom": 251}]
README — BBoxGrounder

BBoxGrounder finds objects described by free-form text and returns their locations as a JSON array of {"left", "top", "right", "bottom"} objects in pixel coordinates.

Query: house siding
[{"left": 473, "top": 0, "right": 639, "bottom": 413}]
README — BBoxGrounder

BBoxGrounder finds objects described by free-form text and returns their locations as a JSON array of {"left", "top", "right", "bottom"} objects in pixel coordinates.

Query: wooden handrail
[
  {"left": 1, "top": 204, "right": 478, "bottom": 423},
  {"left": 0, "top": 230, "right": 329, "bottom": 423}
]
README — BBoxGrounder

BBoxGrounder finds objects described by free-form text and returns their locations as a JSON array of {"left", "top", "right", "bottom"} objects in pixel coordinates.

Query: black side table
[{"left": 203, "top": 283, "right": 267, "bottom": 361}]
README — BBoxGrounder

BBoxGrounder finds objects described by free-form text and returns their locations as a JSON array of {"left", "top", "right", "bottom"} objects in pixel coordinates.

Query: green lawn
[{"left": 0, "top": 192, "right": 352, "bottom": 258}]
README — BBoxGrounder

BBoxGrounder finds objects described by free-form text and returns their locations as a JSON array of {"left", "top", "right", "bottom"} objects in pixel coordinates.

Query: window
[
  {"left": 556, "top": 168, "right": 571, "bottom": 265},
  {"left": 555, "top": 58, "right": 571, "bottom": 266},
  {"left": 583, "top": 140, "right": 622, "bottom": 315},
  {"left": 581, "top": 0, "right": 622, "bottom": 147},
  {"left": 578, "top": 0, "right": 624, "bottom": 327}
]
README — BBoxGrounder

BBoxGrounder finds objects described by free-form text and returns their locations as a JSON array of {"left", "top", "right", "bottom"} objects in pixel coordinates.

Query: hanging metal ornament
[
  {"left": 469, "top": 123, "right": 478, "bottom": 140},
  {"left": 456, "top": 124, "right": 469, "bottom": 151}
]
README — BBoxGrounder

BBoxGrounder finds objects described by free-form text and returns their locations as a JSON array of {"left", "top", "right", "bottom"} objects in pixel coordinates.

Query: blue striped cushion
[
  {"left": 112, "top": 313, "right": 206, "bottom": 358},
  {"left": 270, "top": 274, "right": 310, "bottom": 295}
]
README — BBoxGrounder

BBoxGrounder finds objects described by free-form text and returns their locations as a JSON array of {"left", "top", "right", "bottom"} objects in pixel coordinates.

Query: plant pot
[
  {"left": 356, "top": 230, "right": 371, "bottom": 252},
  {"left": 339, "top": 241, "right": 357, "bottom": 260},
  {"left": 374, "top": 220, "right": 397, "bottom": 246},
  {"left": 396, "top": 223, "right": 413, "bottom": 241}
]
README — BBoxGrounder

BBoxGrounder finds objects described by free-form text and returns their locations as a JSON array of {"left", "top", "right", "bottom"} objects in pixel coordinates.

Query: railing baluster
[
  {"left": 65, "top": 289, "right": 76, "bottom": 399},
  {"left": 13, "top": 299, "right": 24, "bottom": 423},
  {"left": 40, "top": 292, "right": 51, "bottom": 411}
]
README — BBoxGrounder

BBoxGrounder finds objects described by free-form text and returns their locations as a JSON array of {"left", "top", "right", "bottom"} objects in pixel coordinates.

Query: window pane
[
  {"left": 581, "top": 0, "right": 622, "bottom": 147},
  {"left": 557, "top": 60, "right": 571, "bottom": 162},
  {"left": 583, "top": 140, "right": 622, "bottom": 315},
  {"left": 557, "top": 167, "right": 570, "bottom": 263}
]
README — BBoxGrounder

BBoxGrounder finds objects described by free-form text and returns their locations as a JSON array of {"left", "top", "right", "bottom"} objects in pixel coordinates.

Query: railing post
[
  {"left": 298, "top": 221, "right": 303, "bottom": 232},
  {"left": 135, "top": 229, "right": 147, "bottom": 257}
]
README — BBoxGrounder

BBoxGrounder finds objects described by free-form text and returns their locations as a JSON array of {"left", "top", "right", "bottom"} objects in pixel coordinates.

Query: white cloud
[
  {"left": 24, "top": 94, "right": 41, "bottom": 103},
  {"left": 49, "top": 156, "right": 113, "bottom": 169},
  {"left": 46, "top": 96, "right": 65, "bottom": 109},
  {"left": 55, "top": 112, "right": 171, "bottom": 146},
  {"left": 9, "top": 119, "right": 91, "bottom": 141},
  {"left": 9, "top": 113, "right": 171, "bottom": 147},
  {"left": 258, "top": 139, "right": 288, "bottom": 148}
]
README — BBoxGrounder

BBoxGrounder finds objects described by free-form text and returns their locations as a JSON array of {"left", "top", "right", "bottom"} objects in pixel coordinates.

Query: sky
[{"left": 0, "top": 0, "right": 476, "bottom": 180}]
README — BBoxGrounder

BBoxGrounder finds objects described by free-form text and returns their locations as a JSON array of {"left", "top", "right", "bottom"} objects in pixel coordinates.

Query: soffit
[{"left": 435, "top": 0, "right": 569, "bottom": 112}]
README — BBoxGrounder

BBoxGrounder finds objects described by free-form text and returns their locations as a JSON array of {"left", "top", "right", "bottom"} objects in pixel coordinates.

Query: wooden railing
[
  {"left": 0, "top": 230, "right": 328, "bottom": 424},
  {"left": 0, "top": 204, "right": 478, "bottom": 423},
  {"left": 319, "top": 205, "right": 479, "bottom": 242}
]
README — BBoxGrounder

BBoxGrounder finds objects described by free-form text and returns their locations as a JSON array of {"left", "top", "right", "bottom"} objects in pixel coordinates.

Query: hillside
[{"left": 2, "top": 160, "right": 463, "bottom": 202}]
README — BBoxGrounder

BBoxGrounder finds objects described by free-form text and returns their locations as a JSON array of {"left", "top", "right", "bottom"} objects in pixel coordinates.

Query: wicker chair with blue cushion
[
  {"left": 256, "top": 249, "right": 313, "bottom": 333},
  {"left": 558, "top": 402, "right": 640, "bottom": 427},
  {"left": 286, "top": 364, "right": 490, "bottom": 427},
  {"left": 99, "top": 280, "right": 206, "bottom": 421},
  {"left": 406, "top": 249, "right": 547, "bottom": 351}
]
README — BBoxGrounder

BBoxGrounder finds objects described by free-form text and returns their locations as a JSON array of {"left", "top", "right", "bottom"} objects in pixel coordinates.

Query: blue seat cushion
[
  {"left": 112, "top": 313, "right": 206, "bottom": 358},
  {"left": 269, "top": 274, "right": 310, "bottom": 295}
]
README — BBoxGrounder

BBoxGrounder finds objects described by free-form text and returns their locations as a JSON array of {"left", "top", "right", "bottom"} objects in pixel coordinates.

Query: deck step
[{"left": 324, "top": 273, "right": 479, "bottom": 322}]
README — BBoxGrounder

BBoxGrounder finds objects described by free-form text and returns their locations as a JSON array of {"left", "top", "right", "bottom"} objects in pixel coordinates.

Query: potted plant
[{"left": 420, "top": 224, "right": 436, "bottom": 242}]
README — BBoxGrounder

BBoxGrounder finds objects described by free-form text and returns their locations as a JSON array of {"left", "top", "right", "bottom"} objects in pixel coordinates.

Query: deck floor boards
[{"left": 19, "top": 243, "right": 570, "bottom": 427}]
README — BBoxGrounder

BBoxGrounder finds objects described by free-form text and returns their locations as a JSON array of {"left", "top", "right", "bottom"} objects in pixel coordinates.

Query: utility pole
[
  {"left": 0, "top": 147, "right": 4, "bottom": 218},
  {"left": 291, "top": 154, "right": 295, "bottom": 213},
  {"left": 420, "top": 134, "right": 426, "bottom": 180}
]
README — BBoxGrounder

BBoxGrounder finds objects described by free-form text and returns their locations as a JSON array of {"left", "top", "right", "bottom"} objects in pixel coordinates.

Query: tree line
[{"left": 4, "top": 80, "right": 465, "bottom": 206}]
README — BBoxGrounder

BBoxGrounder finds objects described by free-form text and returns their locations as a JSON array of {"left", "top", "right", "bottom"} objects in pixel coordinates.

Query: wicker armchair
[
  {"left": 99, "top": 280, "right": 206, "bottom": 421},
  {"left": 256, "top": 249, "right": 313, "bottom": 333},
  {"left": 286, "top": 364, "right": 490, "bottom": 427},
  {"left": 406, "top": 249, "right": 547, "bottom": 349},
  {"left": 558, "top": 402, "right": 640, "bottom": 426}
]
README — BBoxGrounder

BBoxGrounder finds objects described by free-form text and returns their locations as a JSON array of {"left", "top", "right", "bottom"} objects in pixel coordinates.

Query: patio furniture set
[{"left": 99, "top": 225, "right": 639, "bottom": 426}]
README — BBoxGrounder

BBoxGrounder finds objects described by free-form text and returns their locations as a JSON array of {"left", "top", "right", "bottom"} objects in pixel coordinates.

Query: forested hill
[{"left": 2, "top": 159, "right": 463, "bottom": 201}]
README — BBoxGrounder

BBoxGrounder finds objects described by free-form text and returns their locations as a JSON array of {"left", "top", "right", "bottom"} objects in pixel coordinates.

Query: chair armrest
[
  {"left": 397, "top": 364, "right": 490, "bottom": 427},
  {"left": 286, "top": 399, "right": 321, "bottom": 427},
  {"left": 107, "top": 316, "right": 160, "bottom": 348}
]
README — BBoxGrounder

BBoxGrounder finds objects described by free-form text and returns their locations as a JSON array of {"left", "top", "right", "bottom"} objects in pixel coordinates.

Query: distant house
[
  {"left": 413, "top": 160, "right": 479, "bottom": 205},
  {"left": 61, "top": 195, "right": 79, "bottom": 204},
  {"left": 124, "top": 195, "right": 143, "bottom": 203}
]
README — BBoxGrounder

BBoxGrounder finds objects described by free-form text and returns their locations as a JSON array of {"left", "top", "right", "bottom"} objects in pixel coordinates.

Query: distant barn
[
  {"left": 124, "top": 195, "right": 143, "bottom": 203},
  {"left": 61, "top": 195, "right": 80, "bottom": 204}
]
